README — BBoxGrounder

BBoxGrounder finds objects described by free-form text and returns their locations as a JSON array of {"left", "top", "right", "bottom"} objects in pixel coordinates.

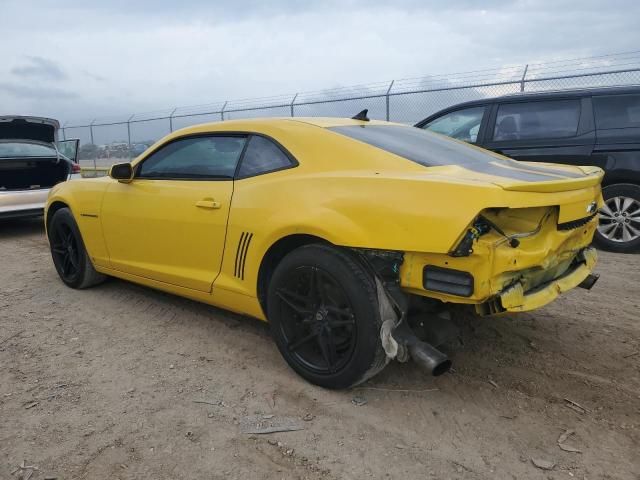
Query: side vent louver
[{"left": 234, "top": 232, "right": 253, "bottom": 280}]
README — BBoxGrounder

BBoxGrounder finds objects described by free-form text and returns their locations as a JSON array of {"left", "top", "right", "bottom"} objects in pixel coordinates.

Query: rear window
[
  {"left": 329, "top": 124, "right": 503, "bottom": 168},
  {"left": 493, "top": 100, "right": 581, "bottom": 141},
  {"left": 0, "top": 142, "right": 56, "bottom": 158},
  {"left": 328, "top": 124, "right": 583, "bottom": 181},
  {"left": 593, "top": 94, "right": 640, "bottom": 130}
]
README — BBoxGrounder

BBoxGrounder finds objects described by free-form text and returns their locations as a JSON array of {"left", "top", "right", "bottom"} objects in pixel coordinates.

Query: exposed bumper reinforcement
[{"left": 498, "top": 247, "right": 597, "bottom": 313}]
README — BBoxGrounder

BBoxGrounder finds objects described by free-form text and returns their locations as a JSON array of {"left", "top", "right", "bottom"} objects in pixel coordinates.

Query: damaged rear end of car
[
  {"left": 363, "top": 173, "right": 603, "bottom": 378},
  {"left": 328, "top": 122, "right": 604, "bottom": 378}
]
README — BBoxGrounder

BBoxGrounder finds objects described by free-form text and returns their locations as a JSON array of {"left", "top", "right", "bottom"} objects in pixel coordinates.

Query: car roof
[
  {"left": 415, "top": 84, "right": 640, "bottom": 126},
  {"left": 169, "top": 117, "right": 405, "bottom": 136}
]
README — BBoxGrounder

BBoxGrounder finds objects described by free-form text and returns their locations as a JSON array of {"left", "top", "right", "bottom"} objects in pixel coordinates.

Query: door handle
[{"left": 195, "top": 199, "right": 221, "bottom": 209}]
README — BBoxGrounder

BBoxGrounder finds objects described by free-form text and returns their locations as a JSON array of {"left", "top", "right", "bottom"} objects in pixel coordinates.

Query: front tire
[
  {"left": 48, "top": 207, "right": 106, "bottom": 289},
  {"left": 267, "top": 244, "right": 388, "bottom": 389},
  {"left": 594, "top": 184, "right": 640, "bottom": 253}
]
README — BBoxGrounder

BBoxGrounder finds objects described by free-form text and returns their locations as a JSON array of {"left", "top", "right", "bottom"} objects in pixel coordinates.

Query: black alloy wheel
[
  {"left": 48, "top": 207, "right": 106, "bottom": 289},
  {"left": 267, "top": 244, "right": 388, "bottom": 389},
  {"left": 50, "top": 221, "right": 81, "bottom": 282},
  {"left": 274, "top": 265, "right": 358, "bottom": 375}
]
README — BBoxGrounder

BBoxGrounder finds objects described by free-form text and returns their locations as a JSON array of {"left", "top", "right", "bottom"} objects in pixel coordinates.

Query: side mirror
[{"left": 109, "top": 162, "right": 134, "bottom": 183}]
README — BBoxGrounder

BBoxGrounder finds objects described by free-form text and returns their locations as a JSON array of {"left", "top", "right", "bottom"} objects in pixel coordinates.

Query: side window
[
  {"left": 493, "top": 99, "right": 581, "bottom": 141},
  {"left": 593, "top": 94, "right": 640, "bottom": 130},
  {"left": 422, "top": 106, "right": 485, "bottom": 143},
  {"left": 137, "top": 136, "right": 246, "bottom": 179},
  {"left": 237, "top": 135, "right": 293, "bottom": 178}
]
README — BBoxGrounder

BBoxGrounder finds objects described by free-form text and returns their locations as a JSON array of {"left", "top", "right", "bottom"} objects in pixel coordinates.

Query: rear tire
[
  {"left": 594, "top": 184, "right": 640, "bottom": 253},
  {"left": 48, "top": 207, "right": 106, "bottom": 289},
  {"left": 267, "top": 244, "right": 388, "bottom": 389}
]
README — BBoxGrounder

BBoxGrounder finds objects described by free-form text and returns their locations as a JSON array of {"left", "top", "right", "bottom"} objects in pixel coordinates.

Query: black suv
[{"left": 416, "top": 86, "right": 640, "bottom": 253}]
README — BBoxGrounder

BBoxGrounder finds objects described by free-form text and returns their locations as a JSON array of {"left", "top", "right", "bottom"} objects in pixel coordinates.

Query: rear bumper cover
[
  {"left": 0, "top": 189, "right": 48, "bottom": 218},
  {"left": 0, "top": 174, "right": 78, "bottom": 219},
  {"left": 497, "top": 247, "right": 597, "bottom": 313}
]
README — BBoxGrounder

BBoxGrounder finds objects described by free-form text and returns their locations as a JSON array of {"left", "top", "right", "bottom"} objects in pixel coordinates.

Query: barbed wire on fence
[{"left": 63, "top": 50, "right": 640, "bottom": 166}]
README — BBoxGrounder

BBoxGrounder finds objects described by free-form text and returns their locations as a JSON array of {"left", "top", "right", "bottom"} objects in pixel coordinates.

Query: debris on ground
[
  {"left": 351, "top": 396, "right": 368, "bottom": 406},
  {"left": 302, "top": 413, "right": 315, "bottom": 421},
  {"left": 531, "top": 458, "right": 556, "bottom": 470},
  {"left": 557, "top": 429, "right": 582, "bottom": 453},
  {"left": 193, "top": 399, "right": 226, "bottom": 407},
  {"left": 355, "top": 386, "right": 439, "bottom": 393},
  {"left": 557, "top": 429, "right": 574, "bottom": 444},
  {"left": 240, "top": 415, "right": 304, "bottom": 434},
  {"left": 564, "top": 398, "right": 589, "bottom": 414},
  {"left": 11, "top": 460, "right": 39, "bottom": 479}
]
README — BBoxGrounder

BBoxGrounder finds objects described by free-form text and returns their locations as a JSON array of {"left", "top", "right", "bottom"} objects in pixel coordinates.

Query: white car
[{"left": 0, "top": 116, "right": 81, "bottom": 219}]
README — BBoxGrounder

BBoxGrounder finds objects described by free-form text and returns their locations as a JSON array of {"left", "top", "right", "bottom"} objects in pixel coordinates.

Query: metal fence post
[
  {"left": 520, "top": 64, "right": 529, "bottom": 92},
  {"left": 290, "top": 93, "right": 298, "bottom": 117},
  {"left": 89, "top": 119, "right": 97, "bottom": 170},
  {"left": 169, "top": 107, "right": 177, "bottom": 132},
  {"left": 89, "top": 119, "right": 95, "bottom": 145},
  {"left": 127, "top": 114, "right": 134, "bottom": 159},
  {"left": 221, "top": 101, "right": 228, "bottom": 121},
  {"left": 385, "top": 80, "right": 395, "bottom": 121}
]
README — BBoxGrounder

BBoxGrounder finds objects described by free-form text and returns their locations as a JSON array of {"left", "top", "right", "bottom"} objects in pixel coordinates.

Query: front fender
[{"left": 46, "top": 177, "right": 111, "bottom": 267}]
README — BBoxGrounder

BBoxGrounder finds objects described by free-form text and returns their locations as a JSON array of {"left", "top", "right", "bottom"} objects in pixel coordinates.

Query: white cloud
[{"left": 0, "top": 0, "right": 638, "bottom": 122}]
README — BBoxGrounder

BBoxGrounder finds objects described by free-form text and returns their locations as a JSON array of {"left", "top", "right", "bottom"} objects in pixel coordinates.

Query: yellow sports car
[{"left": 45, "top": 113, "right": 603, "bottom": 388}]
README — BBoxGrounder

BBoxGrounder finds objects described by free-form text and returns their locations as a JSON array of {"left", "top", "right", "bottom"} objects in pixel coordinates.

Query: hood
[{"left": 0, "top": 116, "right": 59, "bottom": 143}]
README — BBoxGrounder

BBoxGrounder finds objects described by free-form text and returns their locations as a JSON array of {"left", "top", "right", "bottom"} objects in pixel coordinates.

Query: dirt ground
[{"left": 1, "top": 218, "right": 638, "bottom": 480}]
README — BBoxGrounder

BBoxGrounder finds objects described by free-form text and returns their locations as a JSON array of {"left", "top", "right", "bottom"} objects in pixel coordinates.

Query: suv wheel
[{"left": 594, "top": 183, "right": 640, "bottom": 253}]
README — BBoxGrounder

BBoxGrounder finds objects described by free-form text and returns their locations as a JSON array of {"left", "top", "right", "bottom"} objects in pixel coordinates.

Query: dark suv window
[
  {"left": 237, "top": 135, "right": 292, "bottom": 178},
  {"left": 493, "top": 100, "right": 581, "bottom": 141},
  {"left": 422, "top": 106, "right": 485, "bottom": 143},
  {"left": 137, "top": 136, "right": 246, "bottom": 179},
  {"left": 593, "top": 94, "right": 640, "bottom": 130}
]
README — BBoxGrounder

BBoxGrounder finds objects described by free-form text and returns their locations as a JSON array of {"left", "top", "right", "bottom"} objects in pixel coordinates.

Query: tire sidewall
[
  {"left": 48, "top": 208, "right": 89, "bottom": 288},
  {"left": 594, "top": 183, "right": 640, "bottom": 253},
  {"left": 267, "top": 245, "right": 383, "bottom": 389}
]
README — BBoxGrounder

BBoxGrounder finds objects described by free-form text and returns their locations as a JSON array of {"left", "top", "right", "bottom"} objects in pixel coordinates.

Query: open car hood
[{"left": 0, "top": 116, "right": 59, "bottom": 143}]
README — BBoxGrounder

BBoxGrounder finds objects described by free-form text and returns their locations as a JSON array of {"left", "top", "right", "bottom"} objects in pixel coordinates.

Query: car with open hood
[
  {"left": 45, "top": 114, "right": 603, "bottom": 388},
  {"left": 0, "top": 116, "right": 80, "bottom": 219}
]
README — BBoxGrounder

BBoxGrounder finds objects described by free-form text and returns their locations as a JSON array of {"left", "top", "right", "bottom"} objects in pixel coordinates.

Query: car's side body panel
[{"left": 100, "top": 179, "right": 233, "bottom": 292}]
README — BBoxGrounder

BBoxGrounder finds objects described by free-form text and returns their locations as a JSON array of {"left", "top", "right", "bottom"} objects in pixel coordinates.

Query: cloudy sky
[{"left": 2, "top": 0, "right": 639, "bottom": 123}]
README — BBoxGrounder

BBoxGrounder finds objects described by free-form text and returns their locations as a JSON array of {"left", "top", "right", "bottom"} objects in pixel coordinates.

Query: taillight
[{"left": 71, "top": 163, "right": 81, "bottom": 174}]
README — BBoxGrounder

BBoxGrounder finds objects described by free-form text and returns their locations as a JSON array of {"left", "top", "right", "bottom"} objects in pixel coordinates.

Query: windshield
[
  {"left": 0, "top": 141, "right": 57, "bottom": 158},
  {"left": 329, "top": 124, "right": 583, "bottom": 181}
]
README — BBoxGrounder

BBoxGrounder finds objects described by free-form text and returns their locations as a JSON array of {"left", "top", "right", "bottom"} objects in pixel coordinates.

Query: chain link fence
[{"left": 62, "top": 51, "right": 640, "bottom": 170}]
